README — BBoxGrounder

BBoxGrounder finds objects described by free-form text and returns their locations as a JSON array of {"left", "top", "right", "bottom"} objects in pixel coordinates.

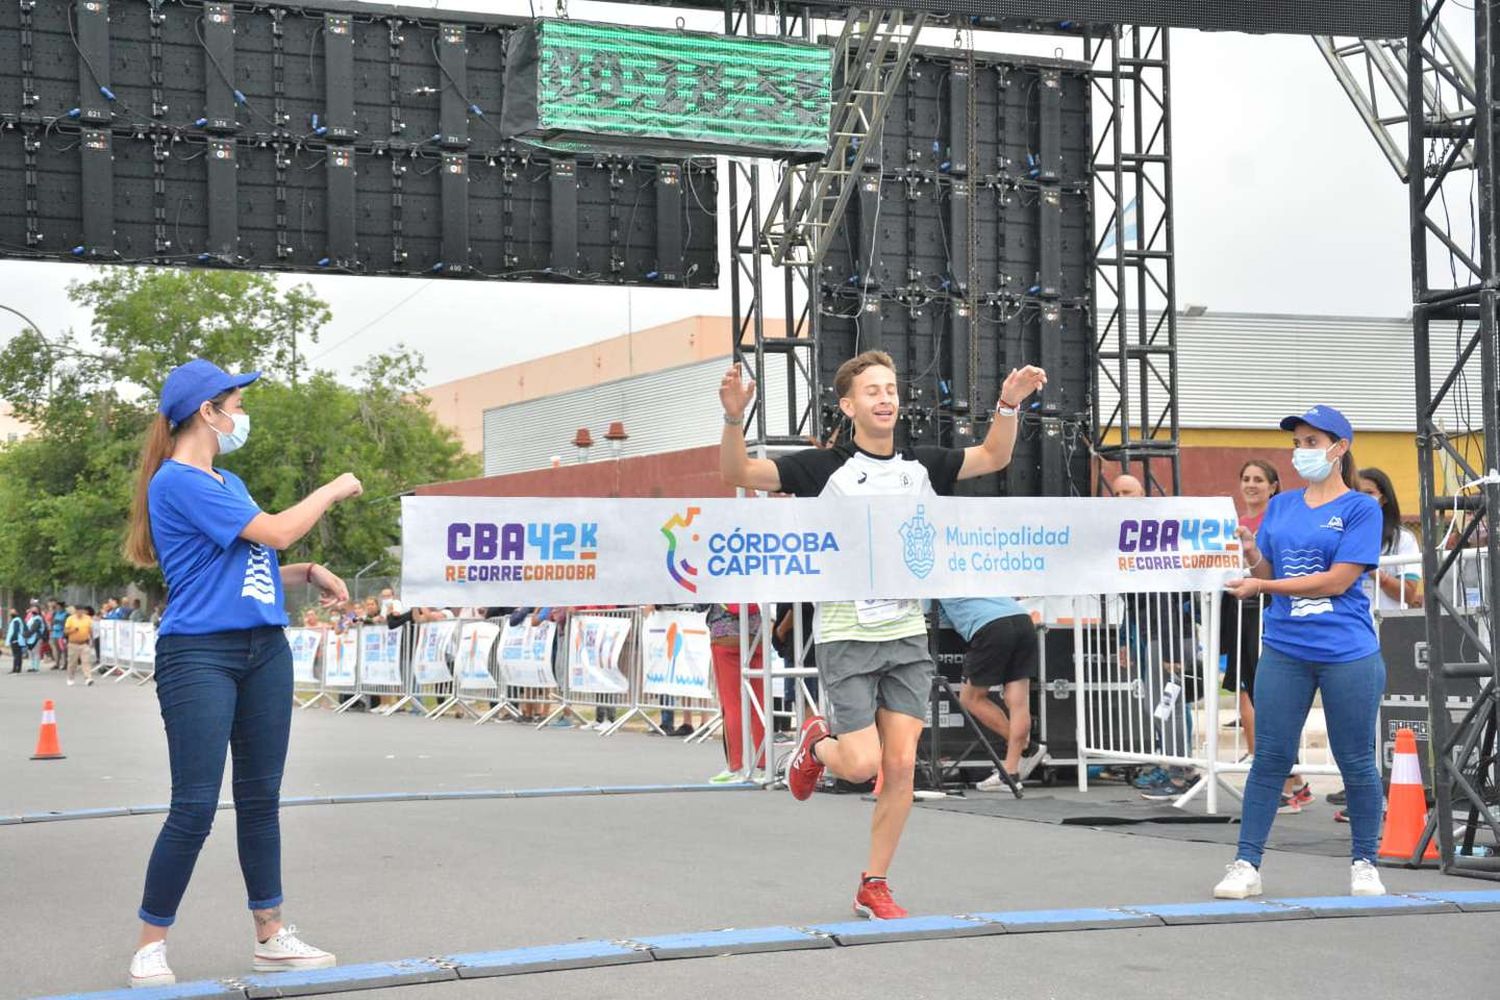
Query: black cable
[
  {"left": 430, "top": 36, "right": 507, "bottom": 140},
  {"left": 66, "top": 4, "right": 155, "bottom": 130},
  {"left": 195, "top": 17, "right": 280, "bottom": 130}
]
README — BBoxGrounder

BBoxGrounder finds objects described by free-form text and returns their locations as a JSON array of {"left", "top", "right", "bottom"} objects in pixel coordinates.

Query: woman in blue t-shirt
[
  {"left": 1213, "top": 405, "right": 1387, "bottom": 902},
  {"left": 120, "top": 359, "right": 364, "bottom": 988}
]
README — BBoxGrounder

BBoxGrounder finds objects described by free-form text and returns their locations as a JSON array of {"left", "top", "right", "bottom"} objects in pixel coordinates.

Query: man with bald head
[{"left": 1109, "top": 469, "right": 1197, "bottom": 797}]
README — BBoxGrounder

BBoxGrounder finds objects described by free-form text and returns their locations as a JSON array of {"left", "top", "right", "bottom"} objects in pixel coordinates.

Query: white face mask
[
  {"left": 213, "top": 407, "right": 251, "bottom": 455},
  {"left": 1292, "top": 446, "right": 1337, "bottom": 483}
]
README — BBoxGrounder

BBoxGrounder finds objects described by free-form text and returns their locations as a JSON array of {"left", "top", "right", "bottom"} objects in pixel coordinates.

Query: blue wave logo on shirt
[
  {"left": 899, "top": 505, "right": 937, "bottom": 579},
  {"left": 1281, "top": 547, "right": 1333, "bottom": 618},
  {"left": 240, "top": 544, "right": 277, "bottom": 605}
]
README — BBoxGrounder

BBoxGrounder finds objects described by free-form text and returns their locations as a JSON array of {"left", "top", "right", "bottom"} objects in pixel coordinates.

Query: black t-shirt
[{"left": 771, "top": 440, "right": 965, "bottom": 643}]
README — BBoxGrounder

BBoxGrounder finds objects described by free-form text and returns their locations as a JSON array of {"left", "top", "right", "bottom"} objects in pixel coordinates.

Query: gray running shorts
[{"left": 818, "top": 634, "right": 933, "bottom": 735}]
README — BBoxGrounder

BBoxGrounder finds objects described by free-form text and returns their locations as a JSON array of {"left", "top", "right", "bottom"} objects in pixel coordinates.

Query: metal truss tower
[
  {"left": 1407, "top": 0, "right": 1500, "bottom": 876},
  {"left": 1086, "top": 25, "right": 1181, "bottom": 497}
]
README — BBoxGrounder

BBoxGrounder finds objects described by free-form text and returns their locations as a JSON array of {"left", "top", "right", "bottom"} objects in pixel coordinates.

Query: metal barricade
[
  {"left": 111, "top": 621, "right": 139, "bottom": 683},
  {"left": 482, "top": 616, "right": 563, "bottom": 726},
  {"left": 633, "top": 608, "right": 720, "bottom": 738},
  {"left": 96, "top": 619, "right": 124, "bottom": 678},
  {"left": 287, "top": 627, "right": 332, "bottom": 709},
  {"left": 408, "top": 620, "right": 460, "bottom": 718},
  {"left": 354, "top": 624, "right": 408, "bottom": 714},
  {"left": 126, "top": 621, "right": 157, "bottom": 685},
  {"left": 1072, "top": 590, "right": 1223, "bottom": 811},
  {"left": 323, "top": 629, "right": 361, "bottom": 713},
  {"left": 450, "top": 619, "right": 504, "bottom": 721},
  {"left": 554, "top": 609, "right": 640, "bottom": 734}
]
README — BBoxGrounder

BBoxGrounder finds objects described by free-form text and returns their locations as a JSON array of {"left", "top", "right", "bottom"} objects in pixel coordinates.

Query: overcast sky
[{"left": 0, "top": 1, "right": 1424, "bottom": 389}]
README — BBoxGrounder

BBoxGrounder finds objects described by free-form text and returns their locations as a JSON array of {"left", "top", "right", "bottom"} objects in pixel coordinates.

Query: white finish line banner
[{"left": 401, "top": 495, "right": 1241, "bottom": 606}]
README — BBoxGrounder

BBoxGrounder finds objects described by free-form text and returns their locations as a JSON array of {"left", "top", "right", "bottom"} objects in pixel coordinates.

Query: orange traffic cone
[
  {"left": 1378, "top": 727, "right": 1438, "bottom": 861},
  {"left": 30, "top": 699, "right": 65, "bottom": 760}
]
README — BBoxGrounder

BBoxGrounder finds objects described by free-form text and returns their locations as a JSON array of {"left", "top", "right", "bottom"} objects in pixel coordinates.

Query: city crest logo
[
  {"left": 899, "top": 505, "right": 937, "bottom": 579},
  {"left": 661, "top": 506, "right": 703, "bottom": 594}
]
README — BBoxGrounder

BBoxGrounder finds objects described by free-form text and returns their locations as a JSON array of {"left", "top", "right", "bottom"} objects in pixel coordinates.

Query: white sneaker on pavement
[
  {"left": 1351, "top": 859, "right": 1386, "bottom": 896},
  {"left": 253, "top": 925, "right": 337, "bottom": 973},
  {"left": 1213, "top": 859, "right": 1263, "bottom": 899},
  {"left": 128, "top": 940, "right": 175, "bottom": 988},
  {"left": 975, "top": 769, "right": 1006, "bottom": 791}
]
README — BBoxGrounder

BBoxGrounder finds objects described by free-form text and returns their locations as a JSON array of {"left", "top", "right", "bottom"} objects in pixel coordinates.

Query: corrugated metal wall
[
  {"left": 1098, "top": 312, "right": 1470, "bottom": 432},
  {"left": 482, "top": 356, "right": 794, "bottom": 477}
]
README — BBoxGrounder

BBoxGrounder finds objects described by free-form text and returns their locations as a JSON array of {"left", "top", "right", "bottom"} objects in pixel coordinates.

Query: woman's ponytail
[{"left": 123, "top": 415, "right": 177, "bottom": 567}]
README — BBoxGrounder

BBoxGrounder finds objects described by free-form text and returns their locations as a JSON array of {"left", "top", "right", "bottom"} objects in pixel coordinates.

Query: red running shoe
[
  {"left": 853, "top": 875, "right": 909, "bottom": 920},
  {"left": 787, "top": 715, "right": 829, "bottom": 801}
]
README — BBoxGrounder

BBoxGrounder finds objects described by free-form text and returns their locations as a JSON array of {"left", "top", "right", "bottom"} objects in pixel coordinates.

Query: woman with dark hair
[
  {"left": 1358, "top": 467, "right": 1422, "bottom": 610},
  {"left": 1222, "top": 460, "right": 1279, "bottom": 745},
  {"left": 1214, "top": 405, "right": 1387, "bottom": 900},
  {"left": 122, "top": 359, "right": 363, "bottom": 987}
]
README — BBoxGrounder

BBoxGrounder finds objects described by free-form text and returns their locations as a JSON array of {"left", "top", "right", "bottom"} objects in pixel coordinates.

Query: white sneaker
[
  {"left": 1213, "top": 859, "right": 1263, "bottom": 899},
  {"left": 66, "top": 678, "right": 75, "bottom": 686},
  {"left": 1351, "top": 859, "right": 1386, "bottom": 896},
  {"left": 1016, "top": 743, "right": 1049, "bottom": 782},
  {"left": 975, "top": 770, "right": 1006, "bottom": 791},
  {"left": 129, "top": 940, "right": 175, "bottom": 988},
  {"left": 253, "top": 925, "right": 337, "bottom": 973}
]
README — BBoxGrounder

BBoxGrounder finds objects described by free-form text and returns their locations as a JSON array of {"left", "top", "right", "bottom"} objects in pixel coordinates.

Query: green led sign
[{"left": 502, "top": 19, "right": 832, "bottom": 158}]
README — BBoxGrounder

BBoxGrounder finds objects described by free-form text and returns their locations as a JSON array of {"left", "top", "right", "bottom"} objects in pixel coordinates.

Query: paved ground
[{"left": 2, "top": 669, "right": 1496, "bottom": 999}]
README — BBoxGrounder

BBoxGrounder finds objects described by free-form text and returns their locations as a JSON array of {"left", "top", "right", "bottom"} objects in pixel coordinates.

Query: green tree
[{"left": 0, "top": 269, "right": 477, "bottom": 597}]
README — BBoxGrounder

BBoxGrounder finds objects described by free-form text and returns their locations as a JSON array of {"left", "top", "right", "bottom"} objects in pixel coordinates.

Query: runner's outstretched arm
[
  {"left": 719, "top": 363, "right": 783, "bottom": 492},
  {"left": 959, "top": 365, "right": 1047, "bottom": 480}
]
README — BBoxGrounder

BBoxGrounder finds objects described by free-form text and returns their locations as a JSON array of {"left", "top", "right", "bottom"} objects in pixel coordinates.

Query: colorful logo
[
  {"left": 661, "top": 507, "right": 703, "bottom": 593},
  {"left": 900, "top": 505, "right": 937, "bottom": 579}
]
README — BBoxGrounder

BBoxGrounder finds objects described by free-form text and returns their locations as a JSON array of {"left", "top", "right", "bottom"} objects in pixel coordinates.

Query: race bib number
[{"left": 855, "top": 599, "right": 915, "bottom": 626}]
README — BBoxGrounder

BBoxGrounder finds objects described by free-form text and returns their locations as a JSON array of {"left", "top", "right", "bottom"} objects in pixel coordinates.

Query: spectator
[
  {"left": 129, "top": 598, "right": 147, "bottom": 623},
  {"left": 48, "top": 599, "right": 68, "bottom": 670},
  {"left": 772, "top": 603, "right": 818, "bottom": 734},
  {"left": 938, "top": 597, "right": 1046, "bottom": 788},
  {"left": 65, "top": 604, "right": 96, "bottom": 686},
  {"left": 1359, "top": 467, "right": 1422, "bottom": 610},
  {"left": 300, "top": 609, "right": 326, "bottom": 630},
  {"left": 360, "top": 597, "right": 383, "bottom": 624},
  {"left": 1221, "top": 460, "right": 1279, "bottom": 755},
  {"left": 23, "top": 601, "right": 46, "bottom": 672},
  {"left": 150, "top": 603, "right": 164, "bottom": 628},
  {"left": 100, "top": 598, "right": 119, "bottom": 620},
  {"left": 1108, "top": 477, "right": 1201, "bottom": 799},
  {"left": 379, "top": 588, "right": 405, "bottom": 619},
  {"left": 6, "top": 608, "right": 23, "bottom": 674},
  {"left": 705, "top": 603, "right": 766, "bottom": 781}
]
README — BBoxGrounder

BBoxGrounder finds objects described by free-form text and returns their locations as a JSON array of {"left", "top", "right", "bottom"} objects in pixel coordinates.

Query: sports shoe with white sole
[
  {"left": 128, "top": 940, "right": 175, "bottom": 988},
  {"left": 1350, "top": 859, "right": 1386, "bottom": 896},
  {"left": 975, "top": 769, "right": 1007, "bottom": 792},
  {"left": 253, "top": 925, "right": 337, "bottom": 973},
  {"left": 1213, "top": 859, "right": 1263, "bottom": 899},
  {"left": 1016, "top": 743, "right": 1049, "bottom": 782}
]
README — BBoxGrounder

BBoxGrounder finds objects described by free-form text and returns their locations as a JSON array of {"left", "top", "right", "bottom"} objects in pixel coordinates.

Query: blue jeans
[
  {"left": 139, "top": 627, "right": 292, "bottom": 927},
  {"left": 1237, "top": 645, "right": 1385, "bottom": 867}
]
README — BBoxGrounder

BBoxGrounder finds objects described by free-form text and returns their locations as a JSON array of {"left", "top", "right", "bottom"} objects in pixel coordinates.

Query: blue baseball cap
[
  {"left": 1279, "top": 404, "right": 1354, "bottom": 442},
  {"left": 158, "top": 359, "right": 261, "bottom": 428}
]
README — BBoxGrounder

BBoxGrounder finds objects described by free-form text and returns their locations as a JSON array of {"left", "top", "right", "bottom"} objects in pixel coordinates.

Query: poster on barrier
[
  {"left": 286, "top": 628, "right": 324, "bottom": 684},
  {"left": 641, "top": 610, "right": 713, "bottom": 698},
  {"left": 324, "top": 630, "right": 359, "bottom": 688},
  {"left": 133, "top": 623, "right": 156, "bottom": 667},
  {"left": 413, "top": 620, "right": 458, "bottom": 685},
  {"left": 115, "top": 622, "right": 137, "bottom": 667},
  {"left": 99, "top": 619, "right": 118, "bottom": 665},
  {"left": 498, "top": 619, "right": 557, "bottom": 689},
  {"left": 360, "top": 627, "right": 403, "bottom": 686},
  {"left": 455, "top": 621, "right": 501, "bottom": 691},
  {"left": 567, "top": 615, "right": 632, "bottom": 694}
]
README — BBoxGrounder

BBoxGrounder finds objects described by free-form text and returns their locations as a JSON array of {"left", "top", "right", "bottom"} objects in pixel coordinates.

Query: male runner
[{"left": 718, "top": 349, "right": 1046, "bottom": 918}]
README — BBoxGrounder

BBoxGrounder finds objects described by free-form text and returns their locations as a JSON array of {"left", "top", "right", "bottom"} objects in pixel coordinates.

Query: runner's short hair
[{"left": 834, "top": 350, "right": 897, "bottom": 400}]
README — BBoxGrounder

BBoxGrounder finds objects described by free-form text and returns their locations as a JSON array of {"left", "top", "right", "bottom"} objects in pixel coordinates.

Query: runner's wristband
[
  {"left": 723, "top": 412, "right": 741, "bottom": 426},
  {"left": 995, "top": 401, "right": 1018, "bottom": 417}
]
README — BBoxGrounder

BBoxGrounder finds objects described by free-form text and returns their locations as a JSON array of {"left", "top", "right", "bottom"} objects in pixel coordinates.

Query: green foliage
[{"left": 0, "top": 268, "right": 477, "bottom": 594}]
